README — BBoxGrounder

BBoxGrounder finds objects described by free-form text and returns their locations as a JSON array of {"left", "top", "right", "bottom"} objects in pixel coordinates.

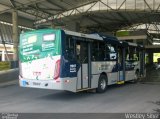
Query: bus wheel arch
[{"left": 96, "top": 72, "right": 108, "bottom": 93}]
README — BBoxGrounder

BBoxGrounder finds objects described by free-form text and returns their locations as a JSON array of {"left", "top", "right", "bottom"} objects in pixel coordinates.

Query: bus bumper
[{"left": 19, "top": 76, "right": 77, "bottom": 92}]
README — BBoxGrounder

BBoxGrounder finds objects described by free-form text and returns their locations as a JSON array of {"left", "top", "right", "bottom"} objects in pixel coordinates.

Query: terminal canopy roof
[{"left": 0, "top": 0, "right": 160, "bottom": 32}]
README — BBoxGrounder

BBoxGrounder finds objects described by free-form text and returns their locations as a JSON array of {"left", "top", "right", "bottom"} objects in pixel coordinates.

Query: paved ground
[
  {"left": 0, "top": 80, "right": 160, "bottom": 113},
  {"left": 0, "top": 69, "right": 18, "bottom": 83},
  {"left": 144, "top": 65, "right": 160, "bottom": 82}
]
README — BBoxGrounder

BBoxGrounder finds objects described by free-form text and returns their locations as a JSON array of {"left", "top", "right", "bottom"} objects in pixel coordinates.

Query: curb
[{"left": 0, "top": 68, "right": 19, "bottom": 74}]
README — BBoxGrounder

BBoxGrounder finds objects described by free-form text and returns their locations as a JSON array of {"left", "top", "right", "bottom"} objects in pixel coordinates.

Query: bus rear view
[
  {"left": 19, "top": 29, "right": 65, "bottom": 91},
  {"left": 19, "top": 28, "right": 145, "bottom": 93}
]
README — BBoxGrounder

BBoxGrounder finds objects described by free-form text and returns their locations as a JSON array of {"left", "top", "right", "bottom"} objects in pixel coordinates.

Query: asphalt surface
[
  {"left": 0, "top": 81, "right": 160, "bottom": 113},
  {"left": 145, "top": 65, "right": 160, "bottom": 82},
  {"left": 0, "top": 69, "right": 18, "bottom": 83}
]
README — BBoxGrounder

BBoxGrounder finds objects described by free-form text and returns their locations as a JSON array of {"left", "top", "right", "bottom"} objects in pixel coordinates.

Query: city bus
[{"left": 19, "top": 28, "right": 145, "bottom": 93}]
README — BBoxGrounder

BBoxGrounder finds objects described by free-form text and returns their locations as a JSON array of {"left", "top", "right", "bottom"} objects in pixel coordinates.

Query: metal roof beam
[
  {"left": 14, "top": 1, "right": 52, "bottom": 19},
  {"left": 84, "top": 15, "right": 101, "bottom": 24},
  {"left": 0, "top": 0, "right": 46, "bottom": 14},
  {"left": 83, "top": 15, "right": 111, "bottom": 31},
  {"left": 46, "top": 0, "right": 66, "bottom": 11},
  {"left": 5, "top": 3, "right": 46, "bottom": 20},
  {"left": 156, "top": 4, "right": 160, "bottom": 12},
  {"left": 94, "top": 14, "right": 124, "bottom": 22},
  {"left": 9, "top": 0, "right": 16, "bottom": 8},
  {"left": 34, "top": 7, "right": 63, "bottom": 12},
  {"left": 118, "top": 0, "right": 126, "bottom": 10},
  {"left": 34, "top": 0, "right": 100, "bottom": 24},
  {"left": 32, "top": 4, "right": 53, "bottom": 16},
  {"left": 144, "top": 0, "right": 152, "bottom": 11},
  {"left": 100, "top": 1, "right": 115, "bottom": 10}
]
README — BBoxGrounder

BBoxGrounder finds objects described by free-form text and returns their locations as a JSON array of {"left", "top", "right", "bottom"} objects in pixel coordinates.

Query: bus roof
[
  {"left": 97, "top": 33, "right": 121, "bottom": 45},
  {"left": 64, "top": 30, "right": 143, "bottom": 48},
  {"left": 64, "top": 30, "right": 103, "bottom": 41},
  {"left": 21, "top": 28, "right": 142, "bottom": 49}
]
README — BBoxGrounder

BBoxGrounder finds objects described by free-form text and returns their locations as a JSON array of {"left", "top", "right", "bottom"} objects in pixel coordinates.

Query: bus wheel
[{"left": 96, "top": 75, "right": 107, "bottom": 93}]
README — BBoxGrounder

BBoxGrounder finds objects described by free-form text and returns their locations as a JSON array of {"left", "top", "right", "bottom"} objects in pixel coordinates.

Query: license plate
[{"left": 33, "top": 82, "right": 41, "bottom": 86}]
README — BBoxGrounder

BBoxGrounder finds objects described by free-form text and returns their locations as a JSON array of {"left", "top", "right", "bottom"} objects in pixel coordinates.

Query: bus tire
[{"left": 96, "top": 74, "right": 108, "bottom": 93}]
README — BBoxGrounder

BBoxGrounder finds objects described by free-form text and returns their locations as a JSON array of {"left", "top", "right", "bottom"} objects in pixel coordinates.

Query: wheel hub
[{"left": 100, "top": 79, "right": 106, "bottom": 90}]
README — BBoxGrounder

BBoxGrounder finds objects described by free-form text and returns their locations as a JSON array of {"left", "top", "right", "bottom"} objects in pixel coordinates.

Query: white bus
[{"left": 19, "top": 29, "right": 145, "bottom": 93}]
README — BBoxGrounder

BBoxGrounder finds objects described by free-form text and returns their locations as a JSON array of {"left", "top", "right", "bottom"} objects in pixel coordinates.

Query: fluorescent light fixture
[
  {"left": 153, "top": 42, "right": 160, "bottom": 45},
  {"left": 153, "top": 38, "right": 160, "bottom": 41}
]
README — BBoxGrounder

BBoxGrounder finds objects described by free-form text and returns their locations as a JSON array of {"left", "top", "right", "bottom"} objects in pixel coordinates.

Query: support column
[
  {"left": 148, "top": 52, "right": 153, "bottom": 64},
  {"left": 12, "top": 9, "right": 18, "bottom": 61},
  {"left": 2, "top": 50, "right": 5, "bottom": 61}
]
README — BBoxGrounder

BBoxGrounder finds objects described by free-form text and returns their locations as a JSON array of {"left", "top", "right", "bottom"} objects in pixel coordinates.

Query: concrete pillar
[
  {"left": 148, "top": 52, "right": 153, "bottom": 64},
  {"left": 2, "top": 50, "right": 5, "bottom": 61},
  {"left": 12, "top": 9, "right": 18, "bottom": 61}
]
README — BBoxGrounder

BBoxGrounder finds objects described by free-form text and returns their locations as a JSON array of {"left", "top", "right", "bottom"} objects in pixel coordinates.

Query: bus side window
[
  {"left": 65, "top": 36, "right": 75, "bottom": 60},
  {"left": 104, "top": 43, "right": 110, "bottom": 60},
  {"left": 92, "top": 41, "right": 102, "bottom": 61},
  {"left": 91, "top": 42, "right": 98, "bottom": 61},
  {"left": 79, "top": 42, "right": 88, "bottom": 63},
  {"left": 99, "top": 42, "right": 105, "bottom": 61},
  {"left": 126, "top": 47, "right": 139, "bottom": 61}
]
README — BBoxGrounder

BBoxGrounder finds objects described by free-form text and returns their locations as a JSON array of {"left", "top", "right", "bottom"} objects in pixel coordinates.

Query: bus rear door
[{"left": 76, "top": 40, "right": 91, "bottom": 90}]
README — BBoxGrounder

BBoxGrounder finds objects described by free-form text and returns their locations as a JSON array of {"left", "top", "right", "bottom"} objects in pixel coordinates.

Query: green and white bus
[{"left": 19, "top": 28, "right": 145, "bottom": 93}]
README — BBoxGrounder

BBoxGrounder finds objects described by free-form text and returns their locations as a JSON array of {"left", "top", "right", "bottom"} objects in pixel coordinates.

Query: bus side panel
[
  {"left": 91, "top": 61, "right": 117, "bottom": 88},
  {"left": 125, "top": 71, "right": 135, "bottom": 81},
  {"left": 82, "top": 64, "right": 89, "bottom": 88},
  {"left": 125, "top": 61, "right": 140, "bottom": 81},
  {"left": 76, "top": 64, "right": 89, "bottom": 90},
  {"left": 77, "top": 66, "right": 81, "bottom": 89},
  {"left": 60, "top": 77, "right": 77, "bottom": 92},
  {"left": 107, "top": 72, "right": 119, "bottom": 85}
]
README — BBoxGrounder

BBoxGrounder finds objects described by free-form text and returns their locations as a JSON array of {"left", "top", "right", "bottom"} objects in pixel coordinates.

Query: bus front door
[{"left": 76, "top": 41, "right": 91, "bottom": 90}]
